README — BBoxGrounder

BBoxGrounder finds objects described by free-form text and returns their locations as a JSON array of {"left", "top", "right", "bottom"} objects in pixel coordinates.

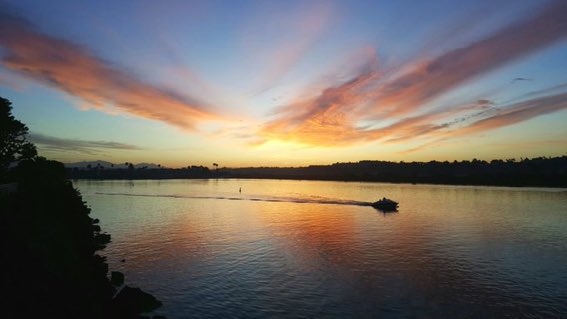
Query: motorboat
[{"left": 371, "top": 197, "right": 398, "bottom": 211}]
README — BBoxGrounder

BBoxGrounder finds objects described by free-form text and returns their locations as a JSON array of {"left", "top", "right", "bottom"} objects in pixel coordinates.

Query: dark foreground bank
[
  {"left": 1, "top": 96, "right": 162, "bottom": 318},
  {"left": 1, "top": 159, "right": 163, "bottom": 318}
]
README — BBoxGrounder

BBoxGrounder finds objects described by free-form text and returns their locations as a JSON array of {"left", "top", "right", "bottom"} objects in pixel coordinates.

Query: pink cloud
[
  {"left": 260, "top": 1, "right": 567, "bottom": 147},
  {"left": 0, "top": 12, "right": 217, "bottom": 129}
]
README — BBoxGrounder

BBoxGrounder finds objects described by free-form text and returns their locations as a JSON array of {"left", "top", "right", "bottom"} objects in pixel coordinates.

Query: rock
[
  {"left": 110, "top": 271, "right": 124, "bottom": 286},
  {"left": 112, "top": 285, "right": 162, "bottom": 315}
]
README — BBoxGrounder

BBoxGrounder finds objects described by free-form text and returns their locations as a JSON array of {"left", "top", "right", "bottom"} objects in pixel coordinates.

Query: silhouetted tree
[{"left": 0, "top": 97, "right": 37, "bottom": 176}]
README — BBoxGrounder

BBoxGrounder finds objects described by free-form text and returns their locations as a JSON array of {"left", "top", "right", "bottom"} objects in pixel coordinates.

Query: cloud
[
  {"left": 511, "top": 77, "right": 533, "bottom": 83},
  {"left": 506, "top": 82, "right": 567, "bottom": 103},
  {"left": 246, "top": 1, "right": 334, "bottom": 94},
  {"left": 369, "top": 1, "right": 566, "bottom": 116},
  {"left": 401, "top": 91, "right": 567, "bottom": 153},
  {"left": 450, "top": 91, "right": 567, "bottom": 137},
  {"left": 261, "top": 1, "right": 567, "bottom": 147},
  {"left": 0, "top": 10, "right": 217, "bottom": 130},
  {"left": 28, "top": 133, "right": 144, "bottom": 155},
  {"left": 0, "top": 68, "right": 28, "bottom": 91}
]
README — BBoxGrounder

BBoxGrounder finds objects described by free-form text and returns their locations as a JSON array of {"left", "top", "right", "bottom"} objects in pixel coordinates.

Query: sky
[{"left": 0, "top": 0, "right": 566, "bottom": 168}]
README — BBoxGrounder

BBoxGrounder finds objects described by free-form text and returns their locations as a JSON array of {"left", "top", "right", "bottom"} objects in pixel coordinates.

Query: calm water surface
[{"left": 75, "top": 179, "right": 567, "bottom": 318}]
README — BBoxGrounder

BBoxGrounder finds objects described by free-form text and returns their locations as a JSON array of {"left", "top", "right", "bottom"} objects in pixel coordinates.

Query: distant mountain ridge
[{"left": 65, "top": 160, "right": 162, "bottom": 169}]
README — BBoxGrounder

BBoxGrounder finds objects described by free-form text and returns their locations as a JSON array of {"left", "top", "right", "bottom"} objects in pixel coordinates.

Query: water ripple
[
  {"left": 94, "top": 191, "right": 374, "bottom": 207},
  {"left": 75, "top": 179, "right": 567, "bottom": 318}
]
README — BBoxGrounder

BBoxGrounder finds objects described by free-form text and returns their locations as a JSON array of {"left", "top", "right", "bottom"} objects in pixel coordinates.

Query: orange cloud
[
  {"left": 0, "top": 12, "right": 216, "bottom": 129},
  {"left": 261, "top": 71, "right": 378, "bottom": 146},
  {"left": 261, "top": 1, "right": 567, "bottom": 147}
]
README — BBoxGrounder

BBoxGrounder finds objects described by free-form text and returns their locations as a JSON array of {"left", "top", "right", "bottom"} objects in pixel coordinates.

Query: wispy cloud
[
  {"left": 401, "top": 91, "right": 567, "bottom": 154},
  {"left": 261, "top": 1, "right": 567, "bottom": 147},
  {"left": 246, "top": 1, "right": 334, "bottom": 94},
  {"left": 369, "top": 1, "right": 567, "bottom": 117},
  {"left": 29, "top": 133, "right": 144, "bottom": 155},
  {"left": 0, "top": 68, "right": 27, "bottom": 91},
  {"left": 0, "top": 10, "right": 217, "bottom": 130},
  {"left": 448, "top": 92, "right": 567, "bottom": 137},
  {"left": 511, "top": 77, "right": 533, "bottom": 83}
]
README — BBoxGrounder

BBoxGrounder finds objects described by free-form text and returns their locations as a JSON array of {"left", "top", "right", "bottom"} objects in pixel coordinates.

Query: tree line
[
  {"left": 68, "top": 156, "right": 567, "bottom": 188},
  {"left": 225, "top": 157, "right": 567, "bottom": 187}
]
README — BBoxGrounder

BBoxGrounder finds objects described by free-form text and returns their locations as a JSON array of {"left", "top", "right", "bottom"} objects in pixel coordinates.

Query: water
[{"left": 75, "top": 179, "right": 567, "bottom": 318}]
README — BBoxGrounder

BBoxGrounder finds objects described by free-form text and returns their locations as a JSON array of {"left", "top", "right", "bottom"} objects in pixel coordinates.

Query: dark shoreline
[{"left": 65, "top": 156, "right": 567, "bottom": 188}]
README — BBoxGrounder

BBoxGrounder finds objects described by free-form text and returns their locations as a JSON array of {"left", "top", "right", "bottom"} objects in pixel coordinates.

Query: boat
[{"left": 371, "top": 197, "right": 398, "bottom": 211}]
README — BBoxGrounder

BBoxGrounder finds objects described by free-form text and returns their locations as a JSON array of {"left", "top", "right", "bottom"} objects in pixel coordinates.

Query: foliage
[
  {"left": 226, "top": 157, "right": 567, "bottom": 187},
  {"left": 67, "top": 156, "right": 567, "bottom": 187},
  {"left": 1, "top": 158, "right": 114, "bottom": 317},
  {"left": 0, "top": 96, "right": 162, "bottom": 318},
  {"left": 69, "top": 164, "right": 211, "bottom": 179},
  {"left": 0, "top": 97, "right": 37, "bottom": 175}
]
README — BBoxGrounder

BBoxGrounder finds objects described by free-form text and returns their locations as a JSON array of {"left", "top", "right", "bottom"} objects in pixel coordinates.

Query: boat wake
[{"left": 94, "top": 192, "right": 374, "bottom": 207}]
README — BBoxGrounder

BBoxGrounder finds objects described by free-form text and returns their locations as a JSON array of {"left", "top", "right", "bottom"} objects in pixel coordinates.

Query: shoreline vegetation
[
  {"left": 67, "top": 156, "right": 567, "bottom": 188},
  {"left": 1, "top": 97, "right": 163, "bottom": 318}
]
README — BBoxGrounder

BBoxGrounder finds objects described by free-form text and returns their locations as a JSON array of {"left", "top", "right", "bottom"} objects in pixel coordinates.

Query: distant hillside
[
  {"left": 226, "top": 156, "right": 567, "bottom": 188},
  {"left": 65, "top": 156, "right": 567, "bottom": 188},
  {"left": 65, "top": 161, "right": 162, "bottom": 169}
]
